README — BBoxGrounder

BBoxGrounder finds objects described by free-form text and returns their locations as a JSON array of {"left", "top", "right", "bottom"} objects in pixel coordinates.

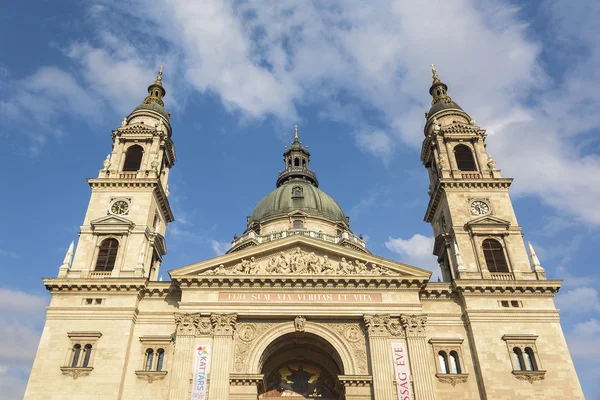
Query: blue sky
[{"left": 1, "top": 1, "right": 599, "bottom": 398}]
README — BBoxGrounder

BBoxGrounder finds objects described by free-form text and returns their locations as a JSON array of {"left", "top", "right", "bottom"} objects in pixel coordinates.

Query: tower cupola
[
  {"left": 426, "top": 64, "right": 464, "bottom": 119},
  {"left": 130, "top": 66, "right": 171, "bottom": 123},
  {"left": 276, "top": 125, "right": 319, "bottom": 187}
]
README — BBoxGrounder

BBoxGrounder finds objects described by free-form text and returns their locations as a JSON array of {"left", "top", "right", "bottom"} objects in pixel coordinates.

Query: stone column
[
  {"left": 401, "top": 315, "right": 436, "bottom": 400},
  {"left": 364, "top": 315, "right": 397, "bottom": 400},
  {"left": 168, "top": 313, "right": 201, "bottom": 400},
  {"left": 208, "top": 313, "right": 237, "bottom": 400}
]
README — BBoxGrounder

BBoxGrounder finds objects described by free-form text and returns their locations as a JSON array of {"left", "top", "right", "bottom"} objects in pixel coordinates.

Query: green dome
[{"left": 249, "top": 180, "right": 347, "bottom": 224}]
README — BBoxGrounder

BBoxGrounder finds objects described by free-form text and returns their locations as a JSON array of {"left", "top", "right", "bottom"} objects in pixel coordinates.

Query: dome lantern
[{"left": 277, "top": 125, "right": 318, "bottom": 187}]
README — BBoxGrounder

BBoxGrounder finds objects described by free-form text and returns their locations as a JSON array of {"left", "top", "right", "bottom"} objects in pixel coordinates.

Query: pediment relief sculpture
[{"left": 199, "top": 247, "right": 398, "bottom": 276}]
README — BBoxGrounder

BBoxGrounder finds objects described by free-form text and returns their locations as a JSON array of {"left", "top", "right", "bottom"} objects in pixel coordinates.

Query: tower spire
[
  {"left": 294, "top": 124, "right": 299, "bottom": 141},
  {"left": 142, "top": 66, "right": 167, "bottom": 108}
]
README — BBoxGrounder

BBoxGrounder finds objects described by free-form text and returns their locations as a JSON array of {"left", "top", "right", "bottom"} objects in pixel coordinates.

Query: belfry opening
[{"left": 258, "top": 332, "right": 343, "bottom": 399}]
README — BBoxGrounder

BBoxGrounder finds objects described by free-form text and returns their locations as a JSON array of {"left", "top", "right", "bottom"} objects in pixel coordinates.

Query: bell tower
[
  {"left": 420, "top": 65, "right": 545, "bottom": 282},
  {"left": 60, "top": 68, "right": 176, "bottom": 281}
]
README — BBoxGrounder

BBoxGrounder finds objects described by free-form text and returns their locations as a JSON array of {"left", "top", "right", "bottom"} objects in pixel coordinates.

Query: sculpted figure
[
  {"left": 339, "top": 257, "right": 352, "bottom": 274},
  {"left": 307, "top": 252, "right": 321, "bottom": 273},
  {"left": 232, "top": 261, "right": 245, "bottom": 274},
  {"left": 248, "top": 257, "right": 260, "bottom": 274},
  {"left": 355, "top": 260, "right": 367, "bottom": 274},
  {"left": 276, "top": 252, "right": 291, "bottom": 273},
  {"left": 266, "top": 256, "right": 277, "bottom": 273},
  {"left": 321, "top": 256, "right": 335, "bottom": 274}
]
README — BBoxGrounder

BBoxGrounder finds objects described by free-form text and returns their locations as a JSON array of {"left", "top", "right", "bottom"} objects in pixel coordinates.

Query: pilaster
[
  {"left": 401, "top": 315, "right": 436, "bottom": 400},
  {"left": 168, "top": 313, "right": 202, "bottom": 400},
  {"left": 364, "top": 314, "right": 402, "bottom": 400},
  {"left": 208, "top": 313, "right": 237, "bottom": 400}
]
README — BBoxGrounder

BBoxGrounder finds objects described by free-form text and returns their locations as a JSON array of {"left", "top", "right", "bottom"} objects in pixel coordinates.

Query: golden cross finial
[
  {"left": 156, "top": 65, "right": 164, "bottom": 82},
  {"left": 294, "top": 124, "right": 299, "bottom": 140},
  {"left": 430, "top": 63, "right": 440, "bottom": 84}
]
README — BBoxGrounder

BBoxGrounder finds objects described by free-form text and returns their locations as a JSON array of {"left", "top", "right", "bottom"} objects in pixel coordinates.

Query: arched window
[
  {"left": 123, "top": 145, "right": 144, "bottom": 171},
  {"left": 95, "top": 238, "right": 119, "bottom": 272},
  {"left": 71, "top": 344, "right": 81, "bottom": 367},
  {"left": 438, "top": 351, "right": 449, "bottom": 374},
  {"left": 156, "top": 348, "right": 165, "bottom": 372},
  {"left": 482, "top": 239, "right": 509, "bottom": 273},
  {"left": 82, "top": 344, "right": 92, "bottom": 368},
  {"left": 454, "top": 145, "right": 477, "bottom": 171},
  {"left": 524, "top": 347, "right": 537, "bottom": 371},
  {"left": 145, "top": 348, "right": 154, "bottom": 371},
  {"left": 294, "top": 157, "right": 300, "bottom": 167},
  {"left": 449, "top": 351, "right": 461, "bottom": 374},
  {"left": 513, "top": 347, "right": 524, "bottom": 371},
  {"left": 302, "top": 158, "right": 306, "bottom": 167}
]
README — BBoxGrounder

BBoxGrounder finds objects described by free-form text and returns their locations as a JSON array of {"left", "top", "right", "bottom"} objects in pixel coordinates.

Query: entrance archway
[{"left": 258, "top": 332, "right": 344, "bottom": 399}]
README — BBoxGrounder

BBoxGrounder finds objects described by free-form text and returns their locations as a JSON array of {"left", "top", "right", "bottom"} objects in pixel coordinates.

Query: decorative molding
[
  {"left": 60, "top": 367, "right": 93, "bottom": 380},
  {"left": 174, "top": 313, "right": 200, "bottom": 336},
  {"left": 513, "top": 370, "right": 546, "bottom": 383},
  {"left": 401, "top": 314, "right": 427, "bottom": 337},
  {"left": 435, "top": 373, "right": 468, "bottom": 386},
  {"left": 234, "top": 322, "right": 274, "bottom": 372},
  {"left": 197, "top": 316, "right": 213, "bottom": 336},
  {"left": 364, "top": 315, "right": 403, "bottom": 338},
  {"left": 332, "top": 323, "right": 369, "bottom": 374},
  {"left": 338, "top": 375, "right": 373, "bottom": 387},
  {"left": 294, "top": 316, "right": 306, "bottom": 332},
  {"left": 229, "top": 373, "right": 264, "bottom": 386},
  {"left": 135, "top": 370, "right": 168, "bottom": 383},
  {"left": 454, "top": 280, "right": 562, "bottom": 297},
  {"left": 211, "top": 313, "right": 237, "bottom": 336}
]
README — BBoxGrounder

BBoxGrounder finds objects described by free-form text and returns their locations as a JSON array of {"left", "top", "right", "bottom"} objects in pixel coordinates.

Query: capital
[
  {"left": 400, "top": 314, "right": 427, "bottom": 337},
  {"left": 364, "top": 314, "right": 403, "bottom": 337},
  {"left": 211, "top": 313, "right": 237, "bottom": 336},
  {"left": 174, "top": 313, "right": 200, "bottom": 336}
]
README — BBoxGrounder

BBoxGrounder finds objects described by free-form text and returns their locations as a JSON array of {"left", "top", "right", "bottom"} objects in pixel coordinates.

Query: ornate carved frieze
[
  {"left": 332, "top": 323, "right": 369, "bottom": 374},
  {"left": 211, "top": 313, "right": 237, "bottom": 336},
  {"left": 234, "top": 322, "right": 274, "bottom": 372},
  {"left": 401, "top": 314, "right": 427, "bottom": 337},
  {"left": 197, "top": 316, "right": 213, "bottom": 336},
  {"left": 199, "top": 247, "right": 397, "bottom": 276},
  {"left": 175, "top": 313, "right": 200, "bottom": 336},
  {"left": 363, "top": 315, "right": 404, "bottom": 338}
]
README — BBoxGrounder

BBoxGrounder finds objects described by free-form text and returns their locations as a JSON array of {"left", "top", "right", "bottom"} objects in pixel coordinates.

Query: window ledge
[
  {"left": 512, "top": 370, "right": 546, "bottom": 383},
  {"left": 61, "top": 367, "right": 93, "bottom": 380},
  {"left": 435, "top": 373, "right": 468, "bottom": 386},
  {"left": 135, "top": 370, "right": 168, "bottom": 383}
]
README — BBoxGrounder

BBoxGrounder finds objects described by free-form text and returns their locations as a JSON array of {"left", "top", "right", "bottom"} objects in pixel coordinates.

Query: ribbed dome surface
[
  {"left": 250, "top": 180, "right": 346, "bottom": 223},
  {"left": 132, "top": 101, "right": 169, "bottom": 119}
]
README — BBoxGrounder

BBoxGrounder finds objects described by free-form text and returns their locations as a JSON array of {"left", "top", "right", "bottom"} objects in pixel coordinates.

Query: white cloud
[
  {"left": 385, "top": 234, "right": 438, "bottom": 279},
  {"left": 0, "top": 289, "right": 48, "bottom": 400},
  {"left": 564, "top": 319, "right": 600, "bottom": 385},
  {"left": 5, "top": 0, "right": 600, "bottom": 224},
  {"left": 211, "top": 240, "right": 231, "bottom": 256},
  {"left": 354, "top": 130, "right": 393, "bottom": 162},
  {"left": 555, "top": 287, "right": 600, "bottom": 314}
]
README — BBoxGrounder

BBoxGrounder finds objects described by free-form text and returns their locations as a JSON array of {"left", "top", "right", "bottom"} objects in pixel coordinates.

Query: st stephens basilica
[{"left": 24, "top": 67, "right": 584, "bottom": 399}]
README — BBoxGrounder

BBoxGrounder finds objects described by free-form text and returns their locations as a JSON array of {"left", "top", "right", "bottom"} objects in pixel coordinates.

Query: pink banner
[
  {"left": 391, "top": 341, "right": 412, "bottom": 400},
  {"left": 191, "top": 344, "right": 211, "bottom": 400}
]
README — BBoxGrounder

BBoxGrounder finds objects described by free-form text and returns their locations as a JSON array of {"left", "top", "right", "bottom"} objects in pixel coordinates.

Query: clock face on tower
[
  {"left": 470, "top": 200, "right": 490, "bottom": 216},
  {"left": 110, "top": 200, "right": 130, "bottom": 215}
]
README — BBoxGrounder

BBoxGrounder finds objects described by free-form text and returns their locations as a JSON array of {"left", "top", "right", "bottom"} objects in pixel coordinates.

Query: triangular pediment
[
  {"left": 441, "top": 122, "right": 484, "bottom": 135},
  {"left": 169, "top": 235, "right": 431, "bottom": 280},
  {"left": 465, "top": 215, "right": 511, "bottom": 228},
  {"left": 90, "top": 215, "right": 135, "bottom": 233}
]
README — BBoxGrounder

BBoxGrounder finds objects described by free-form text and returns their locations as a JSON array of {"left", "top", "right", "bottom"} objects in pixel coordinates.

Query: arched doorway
[{"left": 258, "top": 332, "right": 344, "bottom": 399}]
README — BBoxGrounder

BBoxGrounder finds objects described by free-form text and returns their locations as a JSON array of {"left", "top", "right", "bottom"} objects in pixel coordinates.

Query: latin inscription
[{"left": 218, "top": 292, "right": 382, "bottom": 303}]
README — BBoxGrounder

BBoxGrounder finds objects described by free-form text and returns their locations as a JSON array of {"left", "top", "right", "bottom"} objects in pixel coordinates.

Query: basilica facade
[{"left": 24, "top": 67, "right": 584, "bottom": 399}]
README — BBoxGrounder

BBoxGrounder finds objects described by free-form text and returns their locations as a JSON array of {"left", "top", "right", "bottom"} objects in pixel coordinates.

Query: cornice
[
  {"left": 175, "top": 275, "right": 428, "bottom": 290},
  {"left": 453, "top": 280, "right": 562, "bottom": 297},
  {"left": 420, "top": 283, "right": 455, "bottom": 300},
  {"left": 43, "top": 277, "right": 148, "bottom": 293}
]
